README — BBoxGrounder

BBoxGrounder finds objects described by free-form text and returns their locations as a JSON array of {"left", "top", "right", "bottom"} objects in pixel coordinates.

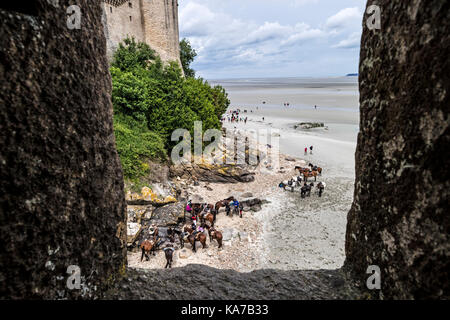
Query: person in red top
[{"left": 304, "top": 147, "right": 308, "bottom": 155}]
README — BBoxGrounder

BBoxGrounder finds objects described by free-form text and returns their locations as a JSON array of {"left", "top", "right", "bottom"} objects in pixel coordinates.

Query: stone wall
[
  {"left": 102, "top": 0, "right": 145, "bottom": 59},
  {"left": 102, "top": 0, "right": 182, "bottom": 66},
  {"left": 0, "top": 0, "right": 127, "bottom": 299},
  {"left": 141, "top": 0, "right": 181, "bottom": 64},
  {"left": 345, "top": 0, "right": 449, "bottom": 299}
]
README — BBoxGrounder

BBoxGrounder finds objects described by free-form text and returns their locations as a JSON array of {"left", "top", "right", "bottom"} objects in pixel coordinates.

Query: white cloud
[
  {"left": 179, "top": 1, "right": 325, "bottom": 68},
  {"left": 325, "top": 7, "right": 363, "bottom": 30},
  {"left": 179, "top": 1, "right": 365, "bottom": 78},
  {"left": 332, "top": 32, "right": 361, "bottom": 49}
]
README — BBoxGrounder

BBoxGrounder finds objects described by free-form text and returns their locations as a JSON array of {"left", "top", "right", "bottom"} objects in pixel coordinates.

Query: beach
[{"left": 128, "top": 77, "right": 359, "bottom": 271}]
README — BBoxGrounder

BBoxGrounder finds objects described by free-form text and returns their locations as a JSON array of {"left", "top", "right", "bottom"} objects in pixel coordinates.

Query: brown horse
[
  {"left": 207, "top": 226, "right": 223, "bottom": 249},
  {"left": 180, "top": 228, "right": 208, "bottom": 252},
  {"left": 183, "top": 224, "right": 195, "bottom": 234},
  {"left": 303, "top": 170, "right": 318, "bottom": 182},
  {"left": 163, "top": 247, "right": 174, "bottom": 268},
  {"left": 191, "top": 203, "right": 204, "bottom": 215},
  {"left": 215, "top": 197, "right": 235, "bottom": 213},
  {"left": 308, "top": 163, "right": 323, "bottom": 176},
  {"left": 205, "top": 203, "right": 217, "bottom": 222},
  {"left": 140, "top": 239, "right": 156, "bottom": 261},
  {"left": 201, "top": 213, "right": 215, "bottom": 227}
]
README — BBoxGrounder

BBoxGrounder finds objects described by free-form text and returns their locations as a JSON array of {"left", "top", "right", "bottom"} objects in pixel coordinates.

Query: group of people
[
  {"left": 304, "top": 146, "right": 313, "bottom": 155},
  {"left": 223, "top": 109, "right": 248, "bottom": 124}
]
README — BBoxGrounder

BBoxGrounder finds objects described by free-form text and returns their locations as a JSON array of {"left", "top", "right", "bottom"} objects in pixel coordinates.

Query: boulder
[
  {"left": 179, "top": 249, "right": 192, "bottom": 259},
  {"left": 251, "top": 204, "right": 262, "bottom": 212},
  {"left": 170, "top": 146, "right": 258, "bottom": 184},
  {"left": 127, "top": 205, "right": 153, "bottom": 224},
  {"left": 241, "top": 192, "right": 253, "bottom": 198},
  {"left": 127, "top": 223, "right": 142, "bottom": 246},
  {"left": 241, "top": 197, "right": 262, "bottom": 207},
  {"left": 294, "top": 122, "right": 324, "bottom": 130},
  {"left": 151, "top": 202, "right": 185, "bottom": 227}
]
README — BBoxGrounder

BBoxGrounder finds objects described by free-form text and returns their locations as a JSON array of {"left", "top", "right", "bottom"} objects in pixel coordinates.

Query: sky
[{"left": 179, "top": 0, "right": 367, "bottom": 79}]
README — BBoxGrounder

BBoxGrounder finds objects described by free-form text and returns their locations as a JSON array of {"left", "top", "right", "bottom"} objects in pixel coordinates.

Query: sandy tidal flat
[{"left": 129, "top": 77, "right": 358, "bottom": 272}]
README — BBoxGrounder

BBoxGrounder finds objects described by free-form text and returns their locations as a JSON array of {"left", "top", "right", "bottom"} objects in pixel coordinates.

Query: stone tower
[{"left": 102, "top": 0, "right": 182, "bottom": 66}]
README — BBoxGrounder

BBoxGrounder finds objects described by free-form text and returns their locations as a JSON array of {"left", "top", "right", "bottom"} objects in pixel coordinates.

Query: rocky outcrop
[
  {"left": 105, "top": 265, "right": 362, "bottom": 299},
  {"left": 0, "top": 1, "right": 127, "bottom": 299},
  {"left": 294, "top": 122, "right": 325, "bottom": 130},
  {"left": 241, "top": 197, "right": 264, "bottom": 212},
  {"left": 171, "top": 161, "right": 256, "bottom": 183},
  {"left": 150, "top": 202, "right": 185, "bottom": 227},
  {"left": 345, "top": 1, "right": 449, "bottom": 299}
]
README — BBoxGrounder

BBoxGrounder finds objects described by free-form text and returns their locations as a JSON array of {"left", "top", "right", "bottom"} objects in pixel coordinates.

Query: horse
[
  {"left": 215, "top": 197, "right": 235, "bottom": 213},
  {"left": 180, "top": 225, "right": 208, "bottom": 252},
  {"left": 191, "top": 231, "right": 208, "bottom": 252},
  {"left": 317, "top": 182, "right": 326, "bottom": 197},
  {"left": 300, "top": 185, "right": 308, "bottom": 198},
  {"left": 303, "top": 170, "right": 317, "bottom": 182},
  {"left": 303, "top": 170, "right": 312, "bottom": 182},
  {"left": 167, "top": 227, "right": 181, "bottom": 243},
  {"left": 183, "top": 224, "right": 195, "bottom": 234},
  {"left": 206, "top": 226, "right": 223, "bottom": 249},
  {"left": 163, "top": 247, "right": 175, "bottom": 268},
  {"left": 140, "top": 239, "right": 156, "bottom": 261},
  {"left": 309, "top": 163, "right": 323, "bottom": 176},
  {"left": 202, "top": 213, "right": 215, "bottom": 227},
  {"left": 286, "top": 178, "right": 297, "bottom": 192},
  {"left": 300, "top": 183, "right": 313, "bottom": 198},
  {"left": 192, "top": 203, "right": 204, "bottom": 215}
]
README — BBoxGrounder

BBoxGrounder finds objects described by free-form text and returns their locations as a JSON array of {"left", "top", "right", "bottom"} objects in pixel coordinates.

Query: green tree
[
  {"left": 112, "top": 37, "right": 156, "bottom": 71},
  {"left": 110, "top": 37, "right": 230, "bottom": 181},
  {"left": 180, "top": 38, "right": 197, "bottom": 78}
]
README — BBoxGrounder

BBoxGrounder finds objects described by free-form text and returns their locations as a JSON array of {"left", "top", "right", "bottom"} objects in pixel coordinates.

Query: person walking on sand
[
  {"left": 310, "top": 146, "right": 313, "bottom": 154},
  {"left": 304, "top": 147, "right": 308, "bottom": 155}
]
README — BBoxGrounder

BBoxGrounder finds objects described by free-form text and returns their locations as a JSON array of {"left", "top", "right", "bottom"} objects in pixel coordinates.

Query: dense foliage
[
  {"left": 111, "top": 37, "right": 229, "bottom": 181},
  {"left": 180, "top": 38, "right": 197, "bottom": 78}
]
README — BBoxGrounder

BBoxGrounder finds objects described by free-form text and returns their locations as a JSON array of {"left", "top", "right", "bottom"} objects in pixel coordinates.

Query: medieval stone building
[{"left": 102, "top": 0, "right": 181, "bottom": 65}]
